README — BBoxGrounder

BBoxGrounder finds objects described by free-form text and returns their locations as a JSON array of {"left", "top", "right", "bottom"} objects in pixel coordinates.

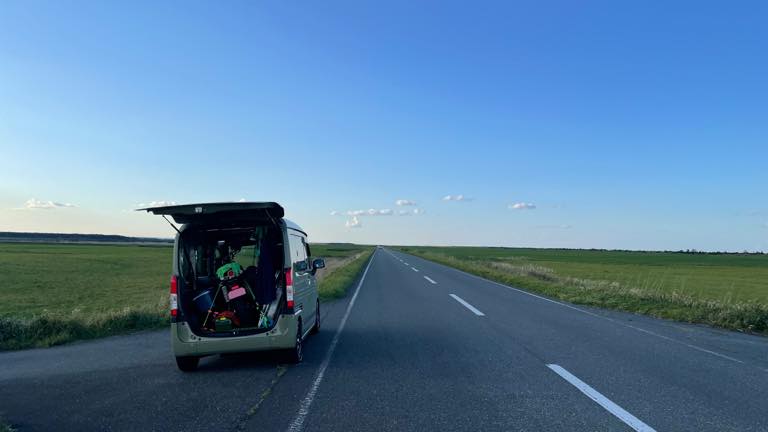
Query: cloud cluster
[
  {"left": 333, "top": 204, "right": 426, "bottom": 227},
  {"left": 397, "top": 208, "right": 424, "bottom": 216},
  {"left": 342, "top": 209, "right": 393, "bottom": 217},
  {"left": 509, "top": 202, "right": 536, "bottom": 210},
  {"left": 18, "top": 198, "right": 77, "bottom": 210},
  {"left": 443, "top": 194, "right": 471, "bottom": 201},
  {"left": 137, "top": 201, "right": 177, "bottom": 208}
]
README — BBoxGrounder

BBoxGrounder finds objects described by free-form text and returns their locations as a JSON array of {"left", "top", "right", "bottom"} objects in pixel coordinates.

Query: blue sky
[{"left": 1, "top": 0, "right": 766, "bottom": 251}]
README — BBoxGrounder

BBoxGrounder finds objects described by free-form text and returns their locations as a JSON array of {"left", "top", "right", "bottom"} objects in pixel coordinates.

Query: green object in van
[{"left": 216, "top": 262, "right": 243, "bottom": 280}]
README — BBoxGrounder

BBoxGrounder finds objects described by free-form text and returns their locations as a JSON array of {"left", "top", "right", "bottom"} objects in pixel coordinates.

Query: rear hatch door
[{"left": 138, "top": 202, "right": 284, "bottom": 224}]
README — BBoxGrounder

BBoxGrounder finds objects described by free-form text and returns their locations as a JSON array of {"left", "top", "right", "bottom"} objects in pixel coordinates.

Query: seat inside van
[{"left": 178, "top": 223, "right": 285, "bottom": 336}]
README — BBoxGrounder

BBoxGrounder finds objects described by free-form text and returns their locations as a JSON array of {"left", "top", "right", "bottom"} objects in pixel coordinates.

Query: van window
[
  {"left": 235, "top": 244, "right": 258, "bottom": 269},
  {"left": 289, "top": 234, "right": 307, "bottom": 264}
]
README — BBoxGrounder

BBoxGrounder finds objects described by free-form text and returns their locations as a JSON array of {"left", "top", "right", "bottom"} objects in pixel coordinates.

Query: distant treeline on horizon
[{"left": 0, "top": 232, "right": 174, "bottom": 244}]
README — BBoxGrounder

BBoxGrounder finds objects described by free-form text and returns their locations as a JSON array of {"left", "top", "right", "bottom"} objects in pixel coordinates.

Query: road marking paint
[
  {"left": 449, "top": 264, "right": 747, "bottom": 365},
  {"left": 424, "top": 276, "right": 437, "bottom": 284},
  {"left": 411, "top": 267, "right": 419, "bottom": 272},
  {"left": 404, "top": 262, "right": 410, "bottom": 265},
  {"left": 449, "top": 294, "right": 485, "bottom": 316},
  {"left": 547, "top": 364, "right": 656, "bottom": 432},
  {"left": 287, "top": 250, "right": 377, "bottom": 432}
]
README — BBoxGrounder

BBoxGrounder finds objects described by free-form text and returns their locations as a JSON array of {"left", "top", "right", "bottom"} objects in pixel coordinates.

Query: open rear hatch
[
  {"left": 141, "top": 202, "right": 287, "bottom": 337},
  {"left": 138, "top": 202, "right": 284, "bottom": 225}
]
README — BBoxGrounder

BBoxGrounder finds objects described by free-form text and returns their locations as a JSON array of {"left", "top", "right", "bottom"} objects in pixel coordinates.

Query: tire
[
  {"left": 175, "top": 356, "right": 199, "bottom": 372},
  {"left": 286, "top": 321, "right": 304, "bottom": 363},
  {"left": 310, "top": 300, "right": 320, "bottom": 334}
]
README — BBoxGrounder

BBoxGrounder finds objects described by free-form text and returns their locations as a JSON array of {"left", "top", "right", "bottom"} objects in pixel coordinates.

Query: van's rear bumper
[{"left": 171, "top": 315, "right": 298, "bottom": 357}]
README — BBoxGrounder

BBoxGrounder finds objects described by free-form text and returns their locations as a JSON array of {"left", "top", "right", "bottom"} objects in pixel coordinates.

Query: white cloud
[
  {"left": 345, "top": 216, "right": 362, "bottom": 228},
  {"left": 330, "top": 210, "right": 340, "bottom": 216},
  {"left": 443, "top": 194, "right": 471, "bottom": 201},
  {"left": 16, "top": 198, "right": 77, "bottom": 210},
  {"left": 238, "top": 198, "right": 246, "bottom": 202},
  {"left": 400, "top": 208, "right": 424, "bottom": 216},
  {"left": 395, "top": 199, "right": 416, "bottom": 206},
  {"left": 346, "top": 208, "right": 392, "bottom": 216},
  {"left": 137, "top": 200, "right": 177, "bottom": 208},
  {"left": 509, "top": 202, "right": 536, "bottom": 210}
]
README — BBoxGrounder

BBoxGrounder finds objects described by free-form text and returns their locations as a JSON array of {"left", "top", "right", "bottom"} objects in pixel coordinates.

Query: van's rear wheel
[
  {"left": 175, "top": 356, "right": 199, "bottom": 372},
  {"left": 286, "top": 322, "right": 303, "bottom": 363},
  {"left": 310, "top": 300, "right": 320, "bottom": 334}
]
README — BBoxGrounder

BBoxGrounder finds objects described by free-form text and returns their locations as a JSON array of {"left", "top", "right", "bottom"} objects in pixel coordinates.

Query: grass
[
  {"left": 0, "top": 242, "right": 371, "bottom": 350},
  {"left": 0, "top": 418, "right": 15, "bottom": 432},
  {"left": 317, "top": 249, "right": 374, "bottom": 301},
  {"left": 398, "top": 246, "right": 768, "bottom": 334}
]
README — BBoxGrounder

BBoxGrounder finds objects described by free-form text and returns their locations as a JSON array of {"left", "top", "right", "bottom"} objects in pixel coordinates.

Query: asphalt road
[{"left": 2, "top": 248, "right": 767, "bottom": 431}]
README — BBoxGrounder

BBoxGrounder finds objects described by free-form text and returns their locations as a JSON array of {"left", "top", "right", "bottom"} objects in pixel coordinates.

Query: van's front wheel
[
  {"left": 175, "top": 356, "right": 199, "bottom": 372},
  {"left": 286, "top": 322, "right": 303, "bottom": 363}
]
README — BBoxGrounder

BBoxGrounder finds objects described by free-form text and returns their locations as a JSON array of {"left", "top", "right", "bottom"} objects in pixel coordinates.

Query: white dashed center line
[
  {"left": 449, "top": 294, "right": 485, "bottom": 316},
  {"left": 411, "top": 267, "right": 419, "bottom": 272},
  {"left": 424, "top": 276, "right": 437, "bottom": 284}
]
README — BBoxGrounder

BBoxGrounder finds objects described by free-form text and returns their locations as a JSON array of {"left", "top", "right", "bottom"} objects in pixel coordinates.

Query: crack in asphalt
[{"left": 234, "top": 365, "right": 288, "bottom": 431}]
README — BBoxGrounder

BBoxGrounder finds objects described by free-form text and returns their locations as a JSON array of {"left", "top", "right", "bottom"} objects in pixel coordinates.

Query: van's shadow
[{"left": 195, "top": 350, "right": 288, "bottom": 372}]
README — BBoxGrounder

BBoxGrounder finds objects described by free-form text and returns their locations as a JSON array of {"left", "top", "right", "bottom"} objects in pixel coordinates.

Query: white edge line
[
  {"left": 547, "top": 364, "right": 656, "bottom": 432},
  {"left": 424, "top": 276, "right": 437, "bottom": 284},
  {"left": 287, "top": 249, "right": 377, "bottom": 432},
  {"left": 449, "top": 293, "right": 485, "bottom": 316},
  {"left": 446, "top": 261, "right": 746, "bottom": 365}
]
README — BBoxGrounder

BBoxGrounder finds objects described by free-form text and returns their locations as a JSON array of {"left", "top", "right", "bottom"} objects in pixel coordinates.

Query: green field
[
  {"left": 399, "top": 246, "right": 768, "bottom": 334},
  {"left": 0, "top": 242, "right": 371, "bottom": 350}
]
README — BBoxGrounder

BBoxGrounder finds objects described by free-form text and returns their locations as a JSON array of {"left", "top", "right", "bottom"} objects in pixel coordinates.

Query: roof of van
[
  {"left": 284, "top": 219, "right": 306, "bottom": 235},
  {"left": 138, "top": 201, "right": 285, "bottom": 225}
]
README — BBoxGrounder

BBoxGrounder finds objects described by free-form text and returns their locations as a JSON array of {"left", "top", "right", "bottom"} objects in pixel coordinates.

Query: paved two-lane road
[{"left": 2, "top": 248, "right": 767, "bottom": 431}]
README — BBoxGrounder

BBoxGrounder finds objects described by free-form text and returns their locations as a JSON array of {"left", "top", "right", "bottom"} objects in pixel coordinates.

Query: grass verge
[
  {"left": 401, "top": 249, "right": 768, "bottom": 335},
  {"left": 0, "top": 306, "right": 168, "bottom": 351},
  {"left": 317, "top": 249, "right": 374, "bottom": 301}
]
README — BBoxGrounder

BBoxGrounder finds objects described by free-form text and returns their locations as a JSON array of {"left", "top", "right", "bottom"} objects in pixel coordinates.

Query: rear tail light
[
  {"left": 285, "top": 267, "right": 294, "bottom": 312},
  {"left": 170, "top": 275, "right": 178, "bottom": 318}
]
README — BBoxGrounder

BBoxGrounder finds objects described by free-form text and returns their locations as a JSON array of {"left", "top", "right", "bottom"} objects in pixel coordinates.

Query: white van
[{"left": 142, "top": 202, "right": 324, "bottom": 371}]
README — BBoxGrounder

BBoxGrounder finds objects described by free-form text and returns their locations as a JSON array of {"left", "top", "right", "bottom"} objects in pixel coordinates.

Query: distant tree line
[
  {"left": 0, "top": 232, "right": 173, "bottom": 244},
  {"left": 486, "top": 246, "right": 766, "bottom": 255}
]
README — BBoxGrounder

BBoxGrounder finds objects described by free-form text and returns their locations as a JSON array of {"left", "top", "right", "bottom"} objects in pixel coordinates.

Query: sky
[{"left": 1, "top": 0, "right": 766, "bottom": 251}]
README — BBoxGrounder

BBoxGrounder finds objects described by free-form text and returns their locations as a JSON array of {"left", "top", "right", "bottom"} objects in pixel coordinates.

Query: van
[{"left": 141, "top": 202, "right": 325, "bottom": 371}]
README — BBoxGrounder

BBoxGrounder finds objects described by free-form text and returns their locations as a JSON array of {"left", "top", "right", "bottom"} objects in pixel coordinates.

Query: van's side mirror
[
  {"left": 312, "top": 258, "right": 326, "bottom": 270},
  {"left": 294, "top": 261, "right": 309, "bottom": 273}
]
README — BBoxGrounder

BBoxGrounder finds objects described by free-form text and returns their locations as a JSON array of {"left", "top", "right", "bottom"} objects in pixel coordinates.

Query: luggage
[{"left": 193, "top": 289, "right": 214, "bottom": 314}]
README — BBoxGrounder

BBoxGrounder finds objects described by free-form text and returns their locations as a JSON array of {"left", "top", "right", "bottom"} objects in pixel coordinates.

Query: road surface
[{"left": 2, "top": 248, "right": 767, "bottom": 431}]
